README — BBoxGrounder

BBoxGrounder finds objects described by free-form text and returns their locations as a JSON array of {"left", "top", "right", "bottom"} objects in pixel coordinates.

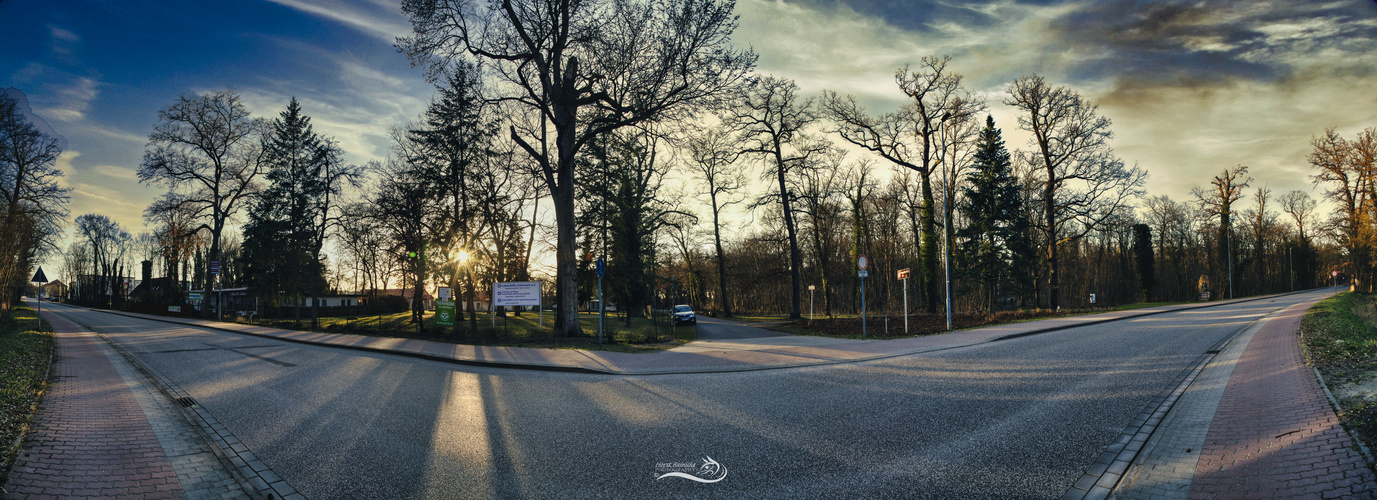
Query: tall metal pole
[
  {"left": 942, "top": 142, "right": 953, "bottom": 331},
  {"left": 1227, "top": 226, "right": 1233, "bottom": 299},
  {"left": 903, "top": 277, "right": 908, "bottom": 335},
  {"left": 809, "top": 286, "right": 814, "bottom": 321},
  {"left": 861, "top": 275, "right": 866, "bottom": 338},
  {"left": 217, "top": 248, "right": 223, "bottom": 322},
  {"left": 598, "top": 274, "right": 604, "bottom": 345}
]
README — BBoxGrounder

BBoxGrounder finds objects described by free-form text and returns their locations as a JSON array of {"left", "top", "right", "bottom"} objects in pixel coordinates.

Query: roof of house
[{"left": 379, "top": 288, "right": 435, "bottom": 301}]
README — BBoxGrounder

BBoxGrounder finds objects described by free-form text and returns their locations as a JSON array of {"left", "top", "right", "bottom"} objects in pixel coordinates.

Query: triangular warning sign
[{"left": 31, "top": 267, "right": 47, "bottom": 283}]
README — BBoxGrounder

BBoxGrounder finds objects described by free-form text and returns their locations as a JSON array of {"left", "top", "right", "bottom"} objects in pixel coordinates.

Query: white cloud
[
  {"left": 224, "top": 50, "right": 429, "bottom": 166},
  {"left": 263, "top": 0, "right": 413, "bottom": 42},
  {"left": 54, "top": 150, "right": 80, "bottom": 188},
  {"left": 38, "top": 76, "right": 101, "bottom": 122},
  {"left": 49, "top": 26, "right": 79, "bottom": 42},
  {"left": 92, "top": 164, "right": 138, "bottom": 180}
]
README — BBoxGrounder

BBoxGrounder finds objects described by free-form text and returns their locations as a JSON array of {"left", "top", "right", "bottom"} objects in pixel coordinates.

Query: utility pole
[{"left": 1227, "top": 226, "right": 1233, "bottom": 299}]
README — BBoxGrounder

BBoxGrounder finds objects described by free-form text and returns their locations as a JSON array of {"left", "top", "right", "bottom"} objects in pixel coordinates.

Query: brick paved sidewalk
[
  {"left": 2, "top": 313, "right": 242, "bottom": 499},
  {"left": 1189, "top": 301, "right": 1376, "bottom": 499}
]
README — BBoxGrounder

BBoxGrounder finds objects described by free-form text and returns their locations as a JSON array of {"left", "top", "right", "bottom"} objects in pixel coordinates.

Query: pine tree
[
  {"left": 242, "top": 98, "right": 329, "bottom": 323},
  {"left": 957, "top": 115, "right": 1033, "bottom": 312},
  {"left": 407, "top": 62, "right": 494, "bottom": 332}
]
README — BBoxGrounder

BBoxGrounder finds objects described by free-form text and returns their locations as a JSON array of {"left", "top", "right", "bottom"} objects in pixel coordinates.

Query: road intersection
[{"left": 4, "top": 288, "right": 1372, "bottom": 499}]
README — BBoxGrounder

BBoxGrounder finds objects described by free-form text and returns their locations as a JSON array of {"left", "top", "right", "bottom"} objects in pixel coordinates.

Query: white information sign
[
  {"left": 493, "top": 281, "right": 542, "bottom": 306},
  {"left": 438, "top": 286, "right": 452, "bottom": 301}
]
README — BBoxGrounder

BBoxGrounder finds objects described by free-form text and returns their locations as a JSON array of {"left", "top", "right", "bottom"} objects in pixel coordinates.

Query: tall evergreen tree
[
  {"left": 957, "top": 116, "right": 1033, "bottom": 312},
  {"left": 242, "top": 98, "right": 329, "bottom": 323},
  {"left": 405, "top": 61, "right": 495, "bottom": 334},
  {"left": 579, "top": 130, "right": 675, "bottom": 324}
]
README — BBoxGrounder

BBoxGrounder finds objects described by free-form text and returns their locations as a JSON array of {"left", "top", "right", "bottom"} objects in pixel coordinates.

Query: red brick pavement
[
  {"left": 1190, "top": 300, "right": 1377, "bottom": 499},
  {"left": 2, "top": 314, "right": 186, "bottom": 499}
]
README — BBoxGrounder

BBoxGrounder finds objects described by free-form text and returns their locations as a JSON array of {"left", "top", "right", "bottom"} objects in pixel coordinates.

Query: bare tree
[
  {"left": 399, "top": 0, "right": 755, "bottom": 336},
  {"left": 1309, "top": 127, "right": 1377, "bottom": 291},
  {"left": 370, "top": 155, "right": 440, "bottom": 325},
  {"left": 75, "top": 214, "right": 130, "bottom": 308},
  {"left": 60, "top": 241, "right": 89, "bottom": 301},
  {"left": 145, "top": 197, "right": 204, "bottom": 304},
  {"left": 138, "top": 90, "right": 267, "bottom": 318},
  {"left": 1192, "top": 165, "right": 1250, "bottom": 299},
  {"left": 1004, "top": 74, "right": 1146, "bottom": 309},
  {"left": 683, "top": 126, "right": 744, "bottom": 316},
  {"left": 727, "top": 76, "right": 828, "bottom": 320},
  {"left": 795, "top": 149, "right": 847, "bottom": 317},
  {"left": 1279, "top": 190, "right": 1317, "bottom": 242},
  {"left": 0, "top": 91, "right": 71, "bottom": 310},
  {"left": 821, "top": 55, "right": 982, "bottom": 314}
]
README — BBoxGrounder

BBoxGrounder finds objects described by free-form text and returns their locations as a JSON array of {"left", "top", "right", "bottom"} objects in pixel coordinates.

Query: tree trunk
[
  {"left": 920, "top": 172, "right": 939, "bottom": 313},
  {"left": 777, "top": 162, "right": 802, "bottom": 320},
  {"left": 711, "top": 194, "right": 732, "bottom": 317},
  {"left": 1045, "top": 176, "right": 1059, "bottom": 310},
  {"left": 553, "top": 180, "right": 581, "bottom": 337}
]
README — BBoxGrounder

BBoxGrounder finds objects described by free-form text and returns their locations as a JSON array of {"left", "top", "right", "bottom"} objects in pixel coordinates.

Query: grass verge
[
  {"left": 237, "top": 310, "right": 695, "bottom": 353},
  {"left": 0, "top": 305, "right": 54, "bottom": 479},
  {"left": 1300, "top": 292, "right": 1377, "bottom": 457}
]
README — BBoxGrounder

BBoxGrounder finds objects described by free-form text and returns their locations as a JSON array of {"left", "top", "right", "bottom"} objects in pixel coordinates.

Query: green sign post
[{"left": 436, "top": 301, "right": 455, "bottom": 327}]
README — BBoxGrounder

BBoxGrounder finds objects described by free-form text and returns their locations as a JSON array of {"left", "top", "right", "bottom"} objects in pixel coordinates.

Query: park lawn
[
  {"left": 242, "top": 309, "right": 695, "bottom": 353},
  {"left": 0, "top": 306, "right": 53, "bottom": 478},
  {"left": 1299, "top": 292, "right": 1377, "bottom": 458}
]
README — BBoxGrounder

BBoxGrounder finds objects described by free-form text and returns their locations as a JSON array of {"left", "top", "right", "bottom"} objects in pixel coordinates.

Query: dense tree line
[
  {"left": 40, "top": 0, "right": 1353, "bottom": 333},
  {"left": 0, "top": 91, "right": 70, "bottom": 312}
]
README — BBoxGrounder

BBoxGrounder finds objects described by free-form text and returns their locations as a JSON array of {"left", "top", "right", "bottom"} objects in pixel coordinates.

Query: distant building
[
  {"left": 378, "top": 288, "right": 434, "bottom": 311},
  {"left": 40, "top": 280, "right": 65, "bottom": 299}
]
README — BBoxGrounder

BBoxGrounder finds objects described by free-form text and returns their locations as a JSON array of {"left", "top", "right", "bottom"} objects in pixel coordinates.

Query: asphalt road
[
  {"left": 693, "top": 315, "right": 790, "bottom": 340},
  {"left": 42, "top": 289, "right": 1331, "bottom": 499}
]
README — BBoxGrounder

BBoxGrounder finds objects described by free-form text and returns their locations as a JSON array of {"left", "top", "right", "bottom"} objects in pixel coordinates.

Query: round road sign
[{"left": 858, "top": 254, "right": 868, "bottom": 270}]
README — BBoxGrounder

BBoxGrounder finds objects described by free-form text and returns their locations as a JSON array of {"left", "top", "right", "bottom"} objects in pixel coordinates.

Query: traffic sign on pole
[
  {"left": 900, "top": 269, "right": 909, "bottom": 335},
  {"left": 210, "top": 261, "right": 220, "bottom": 274},
  {"left": 858, "top": 255, "right": 868, "bottom": 338}
]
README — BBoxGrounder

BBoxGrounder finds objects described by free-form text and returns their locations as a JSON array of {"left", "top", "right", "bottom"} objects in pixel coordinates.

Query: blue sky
[{"left": 4, "top": 0, "right": 1377, "bottom": 274}]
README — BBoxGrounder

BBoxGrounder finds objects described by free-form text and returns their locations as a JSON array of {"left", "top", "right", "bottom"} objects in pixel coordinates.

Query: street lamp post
[{"left": 937, "top": 112, "right": 954, "bottom": 331}]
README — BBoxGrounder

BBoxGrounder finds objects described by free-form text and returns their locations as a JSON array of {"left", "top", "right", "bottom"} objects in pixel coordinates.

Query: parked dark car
[{"left": 673, "top": 304, "right": 696, "bottom": 325}]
